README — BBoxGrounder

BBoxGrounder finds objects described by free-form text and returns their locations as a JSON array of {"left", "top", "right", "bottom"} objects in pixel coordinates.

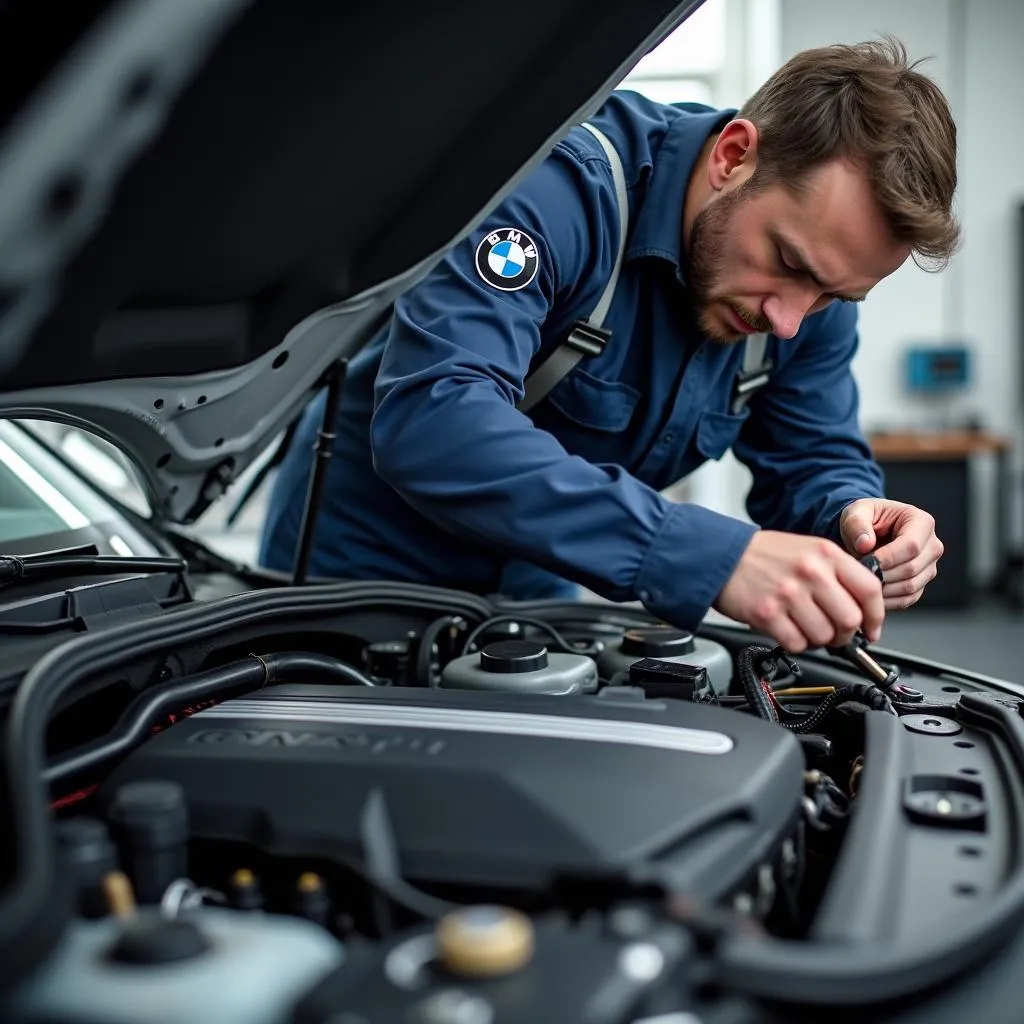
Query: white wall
[{"left": 691, "top": 0, "right": 1024, "bottom": 579}]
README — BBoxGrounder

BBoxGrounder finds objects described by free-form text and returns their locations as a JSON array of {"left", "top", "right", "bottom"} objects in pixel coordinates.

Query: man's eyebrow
[{"left": 772, "top": 230, "right": 865, "bottom": 303}]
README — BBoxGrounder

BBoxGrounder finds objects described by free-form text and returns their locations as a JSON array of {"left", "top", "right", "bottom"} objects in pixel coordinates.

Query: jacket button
[
  {"left": 662, "top": 433, "right": 674, "bottom": 444},
  {"left": 638, "top": 589, "right": 650, "bottom": 603}
]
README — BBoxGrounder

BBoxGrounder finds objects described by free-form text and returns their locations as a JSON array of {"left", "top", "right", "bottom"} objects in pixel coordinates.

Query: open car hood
[{"left": 0, "top": 0, "right": 703, "bottom": 523}]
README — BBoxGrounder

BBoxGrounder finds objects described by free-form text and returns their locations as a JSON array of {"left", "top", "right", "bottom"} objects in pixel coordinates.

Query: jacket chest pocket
[
  {"left": 545, "top": 366, "right": 641, "bottom": 433},
  {"left": 695, "top": 407, "right": 750, "bottom": 460}
]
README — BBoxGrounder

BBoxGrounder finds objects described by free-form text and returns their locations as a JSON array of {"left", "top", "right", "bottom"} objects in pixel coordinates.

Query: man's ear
[{"left": 707, "top": 118, "right": 759, "bottom": 192}]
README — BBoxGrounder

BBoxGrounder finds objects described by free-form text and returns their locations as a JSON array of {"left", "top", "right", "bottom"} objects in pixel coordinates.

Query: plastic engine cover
[{"left": 100, "top": 685, "right": 805, "bottom": 900}]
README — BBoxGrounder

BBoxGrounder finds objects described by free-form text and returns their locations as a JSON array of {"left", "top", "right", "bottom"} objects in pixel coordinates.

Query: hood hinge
[{"left": 184, "top": 458, "right": 236, "bottom": 524}]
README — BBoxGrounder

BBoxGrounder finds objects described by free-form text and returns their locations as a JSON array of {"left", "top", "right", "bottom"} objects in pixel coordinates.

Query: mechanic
[{"left": 259, "top": 37, "right": 959, "bottom": 654}]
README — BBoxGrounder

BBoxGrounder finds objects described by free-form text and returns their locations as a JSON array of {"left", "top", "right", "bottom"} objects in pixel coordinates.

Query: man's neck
[{"left": 681, "top": 133, "right": 719, "bottom": 255}]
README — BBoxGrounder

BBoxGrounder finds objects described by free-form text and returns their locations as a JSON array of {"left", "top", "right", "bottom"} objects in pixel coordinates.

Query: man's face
[{"left": 686, "top": 157, "right": 911, "bottom": 343}]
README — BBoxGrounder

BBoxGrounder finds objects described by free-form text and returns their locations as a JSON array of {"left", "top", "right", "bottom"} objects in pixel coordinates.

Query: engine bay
[{"left": 2, "top": 582, "right": 1024, "bottom": 1023}]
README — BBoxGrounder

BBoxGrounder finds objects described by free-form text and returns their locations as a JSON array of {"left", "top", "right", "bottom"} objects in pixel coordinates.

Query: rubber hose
[
  {"left": 461, "top": 614, "right": 600, "bottom": 657},
  {"left": 259, "top": 651, "right": 378, "bottom": 688},
  {"left": 416, "top": 615, "right": 461, "bottom": 687},
  {"left": 45, "top": 651, "right": 376, "bottom": 784}
]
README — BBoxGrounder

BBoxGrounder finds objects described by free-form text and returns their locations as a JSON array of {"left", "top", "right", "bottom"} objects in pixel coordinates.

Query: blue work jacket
[{"left": 260, "top": 90, "right": 885, "bottom": 629}]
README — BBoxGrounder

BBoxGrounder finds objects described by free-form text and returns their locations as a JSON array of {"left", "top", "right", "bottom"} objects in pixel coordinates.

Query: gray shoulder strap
[
  {"left": 517, "top": 122, "right": 629, "bottom": 413},
  {"left": 743, "top": 332, "right": 768, "bottom": 374},
  {"left": 730, "top": 332, "right": 770, "bottom": 414}
]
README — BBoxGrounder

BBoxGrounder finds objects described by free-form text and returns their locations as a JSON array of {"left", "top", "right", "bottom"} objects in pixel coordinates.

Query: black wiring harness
[{"left": 737, "top": 643, "right": 896, "bottom": 732}]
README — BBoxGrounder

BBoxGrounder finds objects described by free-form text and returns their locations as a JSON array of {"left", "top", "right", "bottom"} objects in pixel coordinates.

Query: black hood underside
[{"left": 0, "top": 0, "right": 701, "bottom": 521}]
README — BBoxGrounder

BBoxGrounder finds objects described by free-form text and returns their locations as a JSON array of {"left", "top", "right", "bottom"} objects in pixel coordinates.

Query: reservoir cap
[{"left": 479, "top": 640, "right": 549, "bottom": 674}]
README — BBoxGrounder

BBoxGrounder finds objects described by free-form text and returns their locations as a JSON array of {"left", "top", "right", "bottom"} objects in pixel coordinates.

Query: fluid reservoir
[
  {"left": 440, "top": 640, "right": 598, "bottom": 695},
  {"left": 596, "top": 626, "right": 732, "bottom": 695}
]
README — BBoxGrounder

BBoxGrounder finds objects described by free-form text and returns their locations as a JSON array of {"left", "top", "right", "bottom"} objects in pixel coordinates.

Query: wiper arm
[{"left": 0, "top": 553, "right": 187, "bottom": 589}]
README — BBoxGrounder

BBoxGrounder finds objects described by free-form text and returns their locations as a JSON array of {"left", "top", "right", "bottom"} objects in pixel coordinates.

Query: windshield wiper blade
[{"left": 0, "top": 554, "right": 187, "bottom": 589}]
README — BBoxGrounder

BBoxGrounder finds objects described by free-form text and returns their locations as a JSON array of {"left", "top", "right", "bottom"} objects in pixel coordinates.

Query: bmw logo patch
[{"left": 474, "top": 228, "right": 540, "bottom": 292}]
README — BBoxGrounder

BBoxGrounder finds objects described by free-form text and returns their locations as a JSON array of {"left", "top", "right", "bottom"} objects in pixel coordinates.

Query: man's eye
[{"left": 776, "top": 248, "right": 797, "bottom": 274}]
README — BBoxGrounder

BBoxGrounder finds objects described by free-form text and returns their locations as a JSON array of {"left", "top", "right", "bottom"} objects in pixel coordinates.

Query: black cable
[
  {"left": 461, "top": 614, "right": 602, "bottom": 658},
  {"left": 293, "top": 359, "right": 348, "bottom": 587},
  {"left": 45, "top": 651, "right": 376, "bottom": 785},
  {"left": 415, "top": 615, "right": 465, "bottom": 687}
]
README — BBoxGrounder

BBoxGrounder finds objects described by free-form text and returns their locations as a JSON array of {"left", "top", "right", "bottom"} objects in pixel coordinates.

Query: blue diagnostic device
[{"left": 904, "top": 345, "right": 971, "bottom": 394}]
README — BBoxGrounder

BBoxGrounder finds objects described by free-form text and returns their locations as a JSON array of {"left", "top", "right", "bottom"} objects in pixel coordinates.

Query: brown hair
[{"left": 739, "top": 36, "right": 960, "bottom": 269}]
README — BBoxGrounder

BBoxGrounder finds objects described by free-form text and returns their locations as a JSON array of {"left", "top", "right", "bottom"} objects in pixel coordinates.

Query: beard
[{"left": 686, "top": 184, "right": 773, "bottom": 343}]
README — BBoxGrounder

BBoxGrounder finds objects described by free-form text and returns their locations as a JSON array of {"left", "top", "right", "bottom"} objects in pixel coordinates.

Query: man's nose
[{"left": 763, "top": 287, "right": 819, "bottom": 340}]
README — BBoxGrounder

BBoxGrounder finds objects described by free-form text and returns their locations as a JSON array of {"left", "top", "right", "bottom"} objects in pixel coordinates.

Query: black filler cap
[
  {"left": 55, "top": 817, "right": 119, "bottom": 919},
  {"left": 107, "top": 918, "right": 211, "bottom": 966},
  {"left": 621, "top": 626, "right": 696, "bottom": 659},
  {"left": 480, "top": 640, "right": 549, "bottom": 674},
  {"left": 107, "top": 779, "right": 190, "bottom": 904},
  {"left": 56, "top": 817, "right": 118, "bottom": 875},
  {"left": 108, "top": 780, "right": 188, "bottom": 850}
]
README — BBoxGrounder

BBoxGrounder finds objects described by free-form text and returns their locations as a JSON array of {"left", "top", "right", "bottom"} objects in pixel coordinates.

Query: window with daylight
[
  {"left": 619, "top": 0, "right": 727, "bottom": 107},
  {"left": 619, "top": 0, "right": 782, "bottom": 111}
]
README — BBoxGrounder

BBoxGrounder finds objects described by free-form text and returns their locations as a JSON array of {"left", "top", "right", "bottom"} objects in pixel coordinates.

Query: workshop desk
[{"left": 868, "top": 431, "right": 1015, "bottom": 609}]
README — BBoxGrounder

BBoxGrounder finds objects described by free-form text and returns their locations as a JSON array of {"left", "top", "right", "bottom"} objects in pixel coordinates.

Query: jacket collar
[{"left": 626, "top": 105, "right": 737, "bottom": 283}]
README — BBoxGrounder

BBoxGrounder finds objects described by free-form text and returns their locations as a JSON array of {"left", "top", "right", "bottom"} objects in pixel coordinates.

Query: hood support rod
[{"left": 292, "top": 358, "right": 348, "bottom": 586}]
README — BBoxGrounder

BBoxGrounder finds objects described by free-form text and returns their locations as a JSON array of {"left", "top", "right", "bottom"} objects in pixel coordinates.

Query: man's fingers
[
  {"left": 881, "top": 550, "right": 935, "bottom": 583},
  {"left": 872, "top": 534, "right": 922, "bottom": 571},
  {"left": 880, "top": 557, "right": 923, "bottom": 583},
  {"left": 766, "top": 612, "right": 809, "bottom": 654},
  {"left": 873, "top": 513, "right": 936, "bottom": 572},
  {"left": 877, "top": 534, "right": 944, "bottom": 583},
  {"left": 884, "top": 563, "right": 939, "bottom": 603},
  {"left": 885, "top": 590, "right": 925, "bottom": 611},
  {"left": 791, "top": 591, "right": 843, "bottom": 649},
  {"left": 833, "top": 554, "right": 884, "bottom": 642},
  {"left": 807, "top": 582, "right": 863, "bottom": 647},
  {"left": 841, "top": 502, "right": 877, "bottom": 554}
]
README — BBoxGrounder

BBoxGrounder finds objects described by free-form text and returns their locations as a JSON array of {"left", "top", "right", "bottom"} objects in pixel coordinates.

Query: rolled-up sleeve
[
  {"left": 370, "top": 143, "right": 754, "bottom": 628},
  {"left": 734, "top": 300, "right": 885, "bottom": 542}
]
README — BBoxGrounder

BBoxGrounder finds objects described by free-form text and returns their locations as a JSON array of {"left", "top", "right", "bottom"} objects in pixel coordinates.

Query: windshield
[{"left": 0, "top": 421, "right": 159, "bottom": 556}]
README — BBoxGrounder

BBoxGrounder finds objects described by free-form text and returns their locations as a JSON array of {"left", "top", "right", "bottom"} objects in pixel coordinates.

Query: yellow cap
[
  {"left": 101, "top": 871, "right": 136, "bottom": 918},
  {"left": 436, "top": 905, "right": 534, "bottom": 977}
]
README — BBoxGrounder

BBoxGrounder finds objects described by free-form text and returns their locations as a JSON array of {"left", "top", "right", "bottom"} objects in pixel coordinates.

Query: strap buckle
[
  {"left": 730, "top": 359, "right": 774, "bottom": 414},
  {"left": 566, "top": 320, "right": 612, "bottom": 357}
]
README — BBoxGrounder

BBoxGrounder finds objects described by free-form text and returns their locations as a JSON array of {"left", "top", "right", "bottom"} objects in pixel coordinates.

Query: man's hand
[
  {"left": 714, "top": 531, "right": 884, "bottom": 653},
  {"left": 840, "top": 499, "right": 944, "bottom": 610}
]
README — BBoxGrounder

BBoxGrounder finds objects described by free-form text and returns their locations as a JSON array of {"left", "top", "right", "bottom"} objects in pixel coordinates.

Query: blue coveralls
[{"left": 259, "top": 91, "right": 884, "bottom": 630}]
